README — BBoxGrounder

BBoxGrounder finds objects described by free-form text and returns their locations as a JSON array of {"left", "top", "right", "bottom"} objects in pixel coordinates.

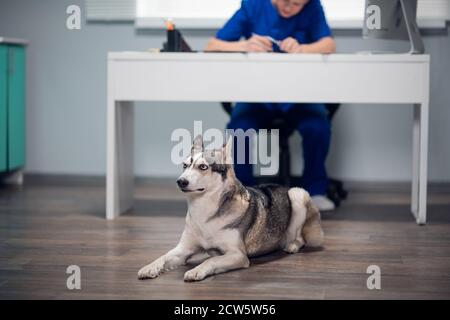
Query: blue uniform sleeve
[
  {"left": 307, "top": 0, "right": 332, "bottom": 42},
  {"left": 216, "top": 0, "right": 252, "bottom": 41}
]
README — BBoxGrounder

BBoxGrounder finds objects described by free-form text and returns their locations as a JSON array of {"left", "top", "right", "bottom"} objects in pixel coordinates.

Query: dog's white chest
[{"left": 186, "top": 212, "right": 238, "bottom": 251}]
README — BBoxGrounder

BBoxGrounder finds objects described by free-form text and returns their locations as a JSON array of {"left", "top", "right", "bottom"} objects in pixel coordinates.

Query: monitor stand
[{"left": 401, "top": 0, "right": 424, "bottom": 54}]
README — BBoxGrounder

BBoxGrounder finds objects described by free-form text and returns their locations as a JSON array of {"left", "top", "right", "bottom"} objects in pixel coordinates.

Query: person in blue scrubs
[{"left": 205, "top": 0, "right": 337, "bottom": 211}]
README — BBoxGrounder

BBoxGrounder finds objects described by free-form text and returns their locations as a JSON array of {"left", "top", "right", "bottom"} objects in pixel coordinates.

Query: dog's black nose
[{"left": 177, "top": 178, "right": 189, "bottom": 189}]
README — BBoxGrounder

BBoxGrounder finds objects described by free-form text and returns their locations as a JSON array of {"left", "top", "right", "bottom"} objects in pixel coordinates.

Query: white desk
[{"left": 107, "top": 52, "right": 430, "bottom": 224}]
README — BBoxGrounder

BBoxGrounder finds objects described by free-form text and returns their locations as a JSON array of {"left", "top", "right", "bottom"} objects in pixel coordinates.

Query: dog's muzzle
[
  {"left": 177, "top": 178, "right": 189, "bottom": 189},
  {"left": 176, "top": 178, "right": 205, "bottom": 193}
]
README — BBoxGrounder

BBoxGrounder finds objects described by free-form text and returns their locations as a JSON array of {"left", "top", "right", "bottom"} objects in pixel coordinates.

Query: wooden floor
[{"left": 1, "top": 177, "right": 450, "bottom": 299}]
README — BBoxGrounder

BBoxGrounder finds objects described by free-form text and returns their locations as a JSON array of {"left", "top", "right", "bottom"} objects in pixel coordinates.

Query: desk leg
[
  {"left": 106, "top": 101, "right": 134, "bottom": 220},
  {"left": 412, "top": 102, "right": 429, "bottom": 225},
  {"left": 411, "top": 104, "right": 420, "bottom": 216}
]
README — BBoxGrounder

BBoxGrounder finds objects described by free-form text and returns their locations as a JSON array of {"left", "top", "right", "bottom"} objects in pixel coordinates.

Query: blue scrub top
[{"left": 216, "top": 0, "right": 332, "bottom": 52}]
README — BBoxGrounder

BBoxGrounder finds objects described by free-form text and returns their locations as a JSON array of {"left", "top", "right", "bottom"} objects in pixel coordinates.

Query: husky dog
[{"left": 138, "top": 135, "right": 324, "bottom": 282}]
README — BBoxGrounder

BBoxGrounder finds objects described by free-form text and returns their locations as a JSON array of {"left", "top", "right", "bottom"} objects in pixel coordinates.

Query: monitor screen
[{"left": 363, "top": 0, "right": 418, "bottom": 41}]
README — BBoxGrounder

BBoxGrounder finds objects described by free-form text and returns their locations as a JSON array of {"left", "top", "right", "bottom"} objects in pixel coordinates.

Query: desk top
[{"left": 108, "top": 51, "right": 430, "bottom": 63}]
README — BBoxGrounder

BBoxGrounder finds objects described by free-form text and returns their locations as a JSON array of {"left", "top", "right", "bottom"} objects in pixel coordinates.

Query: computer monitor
[{"left": 363, "top": 0, "right": 424, "bottom": 54}]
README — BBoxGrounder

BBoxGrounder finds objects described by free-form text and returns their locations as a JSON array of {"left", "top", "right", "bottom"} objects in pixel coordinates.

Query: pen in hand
[{"left": 252, "top": 33, "right": 282, "bottom": 48}]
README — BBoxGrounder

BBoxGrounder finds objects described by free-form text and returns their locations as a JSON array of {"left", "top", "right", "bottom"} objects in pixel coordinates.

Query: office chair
[{"left": 221, "top": 102, "right": 348, "bottom": 207}]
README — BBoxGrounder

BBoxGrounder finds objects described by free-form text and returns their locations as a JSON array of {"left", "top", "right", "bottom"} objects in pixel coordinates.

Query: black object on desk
[{"left": 161, "top": 27, "right": 193, "bottom": 52}]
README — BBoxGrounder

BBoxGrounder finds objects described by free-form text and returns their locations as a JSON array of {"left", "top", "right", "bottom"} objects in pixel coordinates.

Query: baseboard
[
  {"left": 22, "top": 173, "right": 450, "bottom": 193},
  {"left": 0, "top": 169, "right": 24, "bottom": 185},
  {"left": 24, "top": 173, "right": 106, "bottom": 186},
  {"left": 24, "top": 173, "right": 176, "bottom": 188}
]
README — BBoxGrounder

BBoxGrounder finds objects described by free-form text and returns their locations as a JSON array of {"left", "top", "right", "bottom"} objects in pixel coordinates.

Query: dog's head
[{"left": 176, "top": 135, "right": 233, "bottom": 196}]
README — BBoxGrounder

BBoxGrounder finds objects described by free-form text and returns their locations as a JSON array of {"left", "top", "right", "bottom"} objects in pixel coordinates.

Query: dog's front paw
[
  {"left": 184, "top": 268, "right": 208, "bottom": 282},
  {"left": 138, "top": 262, "right": 163, "bottom": 280},
  {"left": 283, "top": 240, "right": 304, "bottom": 254}
]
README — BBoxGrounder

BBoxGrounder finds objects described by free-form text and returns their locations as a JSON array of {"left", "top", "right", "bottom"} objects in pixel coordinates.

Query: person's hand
[
  {"left": 280, "top": 37, "right": 303, "bottom": 53},
  {"left": 242, "top": 34, "right": 273, "bottom": 52}
]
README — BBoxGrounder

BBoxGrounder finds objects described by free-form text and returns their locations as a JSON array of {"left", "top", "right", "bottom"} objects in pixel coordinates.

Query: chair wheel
[
  {"left": 327, "top": 178, "right": 349, "bottom": 207},
  {"left": 337, "top": 188, "right": 348, "bottom": 200},
  {"left": 326, "top": 185, "right": 341, "bottom": 207}
]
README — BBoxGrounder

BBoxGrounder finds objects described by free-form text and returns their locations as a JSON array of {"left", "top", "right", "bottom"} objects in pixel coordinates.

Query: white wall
[{"left": 0, "top": 0, "right": 449, "bottom": 182}]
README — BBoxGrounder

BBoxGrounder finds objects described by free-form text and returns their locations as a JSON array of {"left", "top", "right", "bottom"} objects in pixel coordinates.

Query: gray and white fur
[{"left": 138, "top": 135, "right": 324, "bottom": 282}]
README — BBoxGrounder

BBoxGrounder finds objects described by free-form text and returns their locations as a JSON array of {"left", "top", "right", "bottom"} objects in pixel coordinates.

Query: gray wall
[{"left": 1, "top": 0, "right": 449, "bottom": 182}]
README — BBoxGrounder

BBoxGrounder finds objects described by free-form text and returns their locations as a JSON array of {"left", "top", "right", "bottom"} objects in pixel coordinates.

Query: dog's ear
[
  {"left": 222, "top": 135, "right": 233, "bottom": 165},
  {"left": 191, "top": 134, "right": 203, "bottom": 155}
]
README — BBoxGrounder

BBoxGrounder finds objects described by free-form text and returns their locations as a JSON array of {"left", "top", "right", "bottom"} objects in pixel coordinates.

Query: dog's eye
[
  {"left": 182, "top": 163, "right": 188, "bottom": 169},
  {"left": 199, "top": 164, "right": 208, "bottom": 171}
]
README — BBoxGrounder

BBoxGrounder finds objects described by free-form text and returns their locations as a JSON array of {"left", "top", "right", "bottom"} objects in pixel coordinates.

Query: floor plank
[{"left": 0, "top": 179, "right": 449, "bottom": 299}]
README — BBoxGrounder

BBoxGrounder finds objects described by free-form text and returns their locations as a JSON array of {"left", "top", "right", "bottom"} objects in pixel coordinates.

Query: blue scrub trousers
[{"left": 226, "top": 102, "right": 331, "bottom": 196}]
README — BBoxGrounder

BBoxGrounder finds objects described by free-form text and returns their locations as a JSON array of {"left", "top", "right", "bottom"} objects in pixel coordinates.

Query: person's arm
[
  {"left": 279, "top": 36, "right": 335, "bottom": 54},
  {"left": 299, "top": 36, "right": 335, "bottom": 53},
  {"left": 300, "top": 36, "right": 336, "bottom": 53},
  {"left": 205, "top": 35, "right": 272, "bottom": 52},
  {"left": 205, "top": 38, "right": 246, "bottom": 52}
]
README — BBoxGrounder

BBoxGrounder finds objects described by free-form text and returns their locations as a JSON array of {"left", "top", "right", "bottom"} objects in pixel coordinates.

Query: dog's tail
[{"left": 296, "top": 189, "right": 324, "bottom": 248}]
